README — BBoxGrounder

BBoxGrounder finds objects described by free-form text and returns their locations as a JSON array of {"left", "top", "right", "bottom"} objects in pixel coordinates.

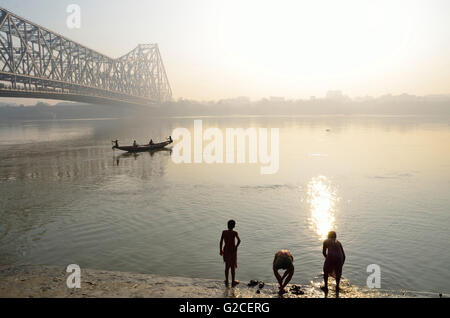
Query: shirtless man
[
  {"left": 322, "top": 231, "right": 346, "bottom": 293},
  {"left": 219, "top": 220, "right": 241, "bottom": 287},
  {"left": 273, "top": 249, "right": 294, "bottom": 295}
]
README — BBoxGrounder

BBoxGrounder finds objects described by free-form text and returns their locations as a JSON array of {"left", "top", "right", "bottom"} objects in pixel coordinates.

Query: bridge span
[{"left": 0, "top": 7, "right": 172, "bottom": 106}]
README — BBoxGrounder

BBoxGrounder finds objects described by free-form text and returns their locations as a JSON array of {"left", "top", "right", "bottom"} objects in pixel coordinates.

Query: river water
[{"left": 0, "top": 115, "right": 449, "bottom": 295}]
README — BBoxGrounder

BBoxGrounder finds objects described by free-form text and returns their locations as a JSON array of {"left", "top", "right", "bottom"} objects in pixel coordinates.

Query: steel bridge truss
[{"left": 0, "top": 7, "right": 172, "bottom": 105}]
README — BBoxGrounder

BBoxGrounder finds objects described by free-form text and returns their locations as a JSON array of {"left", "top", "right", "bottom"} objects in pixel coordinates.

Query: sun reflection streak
[{"left": 307, "top": 176, "right": 337, "bottom": 240}]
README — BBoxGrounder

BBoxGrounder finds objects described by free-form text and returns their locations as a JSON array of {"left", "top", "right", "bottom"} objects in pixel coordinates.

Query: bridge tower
[{"left": 0, "top": 7, "right": 172, "bottom": 106}]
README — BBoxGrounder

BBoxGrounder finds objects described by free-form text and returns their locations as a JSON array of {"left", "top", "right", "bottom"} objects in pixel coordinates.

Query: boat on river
[{"left": 112, "top": 137, "right": 173, "bottom": 153}]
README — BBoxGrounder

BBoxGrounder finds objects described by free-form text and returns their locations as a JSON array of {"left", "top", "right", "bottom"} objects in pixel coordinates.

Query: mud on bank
[{"left": 0, "top": 264, "right": 417, "bottom": 298}]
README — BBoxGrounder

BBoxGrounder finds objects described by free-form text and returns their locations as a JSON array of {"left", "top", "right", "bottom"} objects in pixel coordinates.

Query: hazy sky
[{"left": 2, "top": 0, "right": 450, "bottom": 101}]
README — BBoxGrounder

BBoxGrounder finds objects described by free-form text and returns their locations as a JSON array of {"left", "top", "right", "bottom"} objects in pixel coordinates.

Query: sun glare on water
[{"left": 307, "top": 176, "right": 337, "bottom": 240}]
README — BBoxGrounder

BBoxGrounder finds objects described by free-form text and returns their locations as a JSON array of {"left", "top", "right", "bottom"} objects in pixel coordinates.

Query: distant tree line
[{"left": 0, "top": 94, "right": 449, "bottom": 120}]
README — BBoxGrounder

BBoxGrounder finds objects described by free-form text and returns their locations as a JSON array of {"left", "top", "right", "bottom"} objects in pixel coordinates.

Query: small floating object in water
[
  {"left": 256, "top": 289, "right": 260, "bottom": 294},
  {"left": 248, "top": 280, "right": 259, "bottom": 287},
  {"left": 258, "top": 281, "right": 265, "bottom": 289}
]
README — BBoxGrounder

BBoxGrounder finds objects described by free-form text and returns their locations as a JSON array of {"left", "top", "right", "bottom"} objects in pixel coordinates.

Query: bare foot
[
  {"left": 278, "top": 288, "right": 287, "bottom": 295},
  {"left": 320, "top": 286, "right": 328, "bottom": 293},
  {"left": 224, "top": 280, "right": 229, "bottom": 287},
  {"left": 232, "top": 280, "right": 240, "bottom": 287}
]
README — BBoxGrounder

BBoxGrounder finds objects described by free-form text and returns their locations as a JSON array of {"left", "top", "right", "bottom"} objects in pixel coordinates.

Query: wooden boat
[{"left": 112, "top": 138, "right": 173, "bottom": 153}]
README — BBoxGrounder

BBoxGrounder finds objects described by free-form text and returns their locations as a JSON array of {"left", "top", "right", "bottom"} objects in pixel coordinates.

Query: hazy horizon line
[{"left": 2, "top": 91, "right": 450, "bottom": 107}]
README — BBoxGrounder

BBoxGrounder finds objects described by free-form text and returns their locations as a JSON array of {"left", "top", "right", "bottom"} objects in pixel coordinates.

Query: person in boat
[
  {"left": 168, "top": 136, "right": 173, "bottom": 142},
  {"left": 149, "top": 139, "right": 154, "bottom": 145},
  {"left": 113, "top": 140, "right": 119, "bottom": 148},
  {"left": 273, "top": 249, "right": 294, "bottom": 295},
  {"left": 322, "top": 231, "right": 345, "bottom": 293},
  {"left": 219, "top": 220, "right": 241, "bottom": 287},
  {"left": 133, "top": 140, "right": 137, "bottom": 147}
]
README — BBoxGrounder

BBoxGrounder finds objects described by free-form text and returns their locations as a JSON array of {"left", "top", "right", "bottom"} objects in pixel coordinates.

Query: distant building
[
  {"left": 326, "top": 90, "right": 350, "bottom": 102},
  {"left": 269, "top": 96, "right": 285, "bottom": 102},
  {"left": 234, "top": 96, "right": 251, "bottom": 104},
  {"left": 218, "top": 96, "right": 250, "bottom": 105}
]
